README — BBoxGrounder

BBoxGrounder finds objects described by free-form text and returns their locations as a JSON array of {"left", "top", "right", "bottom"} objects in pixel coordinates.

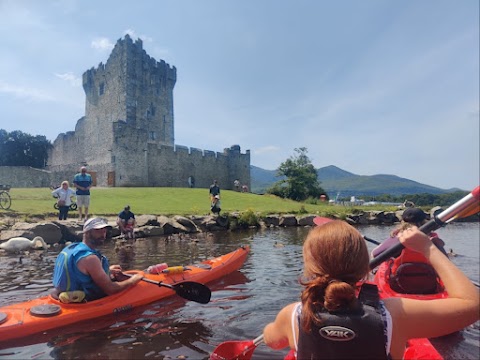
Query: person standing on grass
[
  {"left": 73, "top": 166, "right": 92, "bottom": 221},
  {"left": 51, "top": 181, "right": 76, "bottom": 220},
  {"left": 234, "top": 179, "right": 240, "bottom": 192},
  {"left": 209, "top": 179, "right": 220, "bottom": 201}
]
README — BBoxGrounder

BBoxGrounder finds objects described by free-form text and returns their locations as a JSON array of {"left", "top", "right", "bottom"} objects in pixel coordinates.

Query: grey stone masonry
[{"left": 43, "top": 34, "right": 250, "bottom": 189}]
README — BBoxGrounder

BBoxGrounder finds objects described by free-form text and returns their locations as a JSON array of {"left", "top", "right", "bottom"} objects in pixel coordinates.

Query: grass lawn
[{"left": 1, "top": 187, "right": 398, "bottom": 219}]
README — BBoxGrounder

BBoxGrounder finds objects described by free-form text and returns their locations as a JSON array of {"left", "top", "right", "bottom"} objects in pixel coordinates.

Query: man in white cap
[{"left": 53, "top": 217, "right": 142, "bottom": 301}]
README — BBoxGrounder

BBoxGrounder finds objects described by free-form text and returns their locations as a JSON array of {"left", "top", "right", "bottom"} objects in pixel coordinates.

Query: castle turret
[{"left": 48, "top": 35, "right": 249, "bottom": 188}]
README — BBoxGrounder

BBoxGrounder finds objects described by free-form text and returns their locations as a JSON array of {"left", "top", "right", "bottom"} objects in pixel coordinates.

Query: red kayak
[{"left": 373, "top": 247, "right": 446, "bottom": 359}]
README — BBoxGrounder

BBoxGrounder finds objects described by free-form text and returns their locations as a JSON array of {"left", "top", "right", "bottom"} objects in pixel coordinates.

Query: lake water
[{"left": 0, "top": 223, "right": 478, "bottom": 359}]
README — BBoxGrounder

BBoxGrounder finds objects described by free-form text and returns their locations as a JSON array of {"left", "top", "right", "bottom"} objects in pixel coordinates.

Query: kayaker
[
  {"left": 371, "top": 207, "right": 448, "bottom": 257},
  {"left": 263, "top": 221, "right": 479, "bottom": 359},
  {"left": 52, "top": 217, "right": 143, "bottom": 302}
]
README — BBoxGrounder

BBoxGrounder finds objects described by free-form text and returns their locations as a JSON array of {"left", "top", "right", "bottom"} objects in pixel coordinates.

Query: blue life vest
[
  {"left": 297, "top": 283, "right": 390, "bottom": 360},
  {"left": 53, "top": 242, "right": 110, "bottom": 301}
]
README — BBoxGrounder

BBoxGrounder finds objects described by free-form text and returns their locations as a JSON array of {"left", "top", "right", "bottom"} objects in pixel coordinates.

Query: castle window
[
  {"left": 99, "top": 82, "right": 105, "bottom": 96},
  {"left": 111, "top": 155, "right": 116, "bottom": 163},
  {"left": 149, "top": 131, "right": 156, "bottom": 140}
]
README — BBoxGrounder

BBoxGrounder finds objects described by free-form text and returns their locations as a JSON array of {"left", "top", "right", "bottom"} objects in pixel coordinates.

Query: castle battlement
[{"left": 48, "top": 35, "right": 250, "bottom": 190}]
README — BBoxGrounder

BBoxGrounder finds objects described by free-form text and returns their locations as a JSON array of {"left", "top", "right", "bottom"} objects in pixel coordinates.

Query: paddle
[
  {"left": 370, "top": 186, "right": 480, "bottom": 269},
  {"left": 210, "top": 334, "right": 264, "bottom": 360},
  {"left": 122, "top": 273, "right": 211, "bottom": 304},
  {"left": 313, "top": 216, "right": 381, "bottom": 245}
]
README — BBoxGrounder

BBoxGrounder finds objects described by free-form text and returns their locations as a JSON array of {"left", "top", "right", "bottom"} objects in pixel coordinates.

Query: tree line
[
  {"left": 360, "top": 191, "right": 470, "bottom": 207},
  {"left": 0, "top": 129, "right": 52, "bottom": 168}
]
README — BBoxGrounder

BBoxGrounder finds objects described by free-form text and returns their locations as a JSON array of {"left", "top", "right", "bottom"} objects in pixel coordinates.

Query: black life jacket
[{"left": 296, "top": 283, "right": 389, "bottom": 360}]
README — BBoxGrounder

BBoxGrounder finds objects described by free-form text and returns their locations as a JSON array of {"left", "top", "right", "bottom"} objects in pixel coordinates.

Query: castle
[{"left": 47, "top": 35, "right": 250, "bottom": 189}]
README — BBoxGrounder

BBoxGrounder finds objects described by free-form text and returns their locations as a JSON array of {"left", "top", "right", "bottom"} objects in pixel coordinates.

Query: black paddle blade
[{"left": 172, "top": 281, "right": 211, "bottom": 304}]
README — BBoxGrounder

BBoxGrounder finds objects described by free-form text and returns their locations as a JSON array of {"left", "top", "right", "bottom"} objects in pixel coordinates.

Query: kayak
[
  {"left": 374, "top": 248, "right": 448, "bottom": 300},
  {"left": 0, "top": 245, "right": 250, "bottom": 343},
  {"left": 280, "top": 249, "right": 445, "bottom": 360},
  {"left": 373, "top": 247, "right": 446, "bottom": 360}
]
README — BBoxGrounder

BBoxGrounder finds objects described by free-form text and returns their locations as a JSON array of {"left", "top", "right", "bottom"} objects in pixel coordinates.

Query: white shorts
[{"left": 76, "top": 195, "right": 90, "bottom": 207}]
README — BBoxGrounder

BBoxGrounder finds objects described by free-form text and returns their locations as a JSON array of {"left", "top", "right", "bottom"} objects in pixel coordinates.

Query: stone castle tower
[{"left": 48, "top": 35, "right": 250, "bottom": 189}]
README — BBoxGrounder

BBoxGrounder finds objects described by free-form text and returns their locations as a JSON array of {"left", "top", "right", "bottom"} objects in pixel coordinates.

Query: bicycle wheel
[{"left": 0, "top": 191, "right": 11, "bottom": 210}]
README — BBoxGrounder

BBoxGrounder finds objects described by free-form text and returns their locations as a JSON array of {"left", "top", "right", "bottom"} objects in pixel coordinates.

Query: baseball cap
[
  {"left": 402, "top": 208, "right": 427, "bottom": 224},
  {"left": 83, "top": 218, "right": 112, "bottom": 232},
  {"left": 124, "top": 205, "right": 130, "bottom": 211}
]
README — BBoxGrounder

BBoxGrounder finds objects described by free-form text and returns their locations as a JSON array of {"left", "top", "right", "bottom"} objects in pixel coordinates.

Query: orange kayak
[{"left": 0, "top": 245, "right": 250, "bottom": 343}]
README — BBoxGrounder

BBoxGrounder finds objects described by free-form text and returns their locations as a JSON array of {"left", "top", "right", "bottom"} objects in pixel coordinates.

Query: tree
[
  {"left": 267, "top": 147, "right": 327, "bottom": 201},
  {"left": 0, "top": 129, "right": 52, "bottom": 168}
]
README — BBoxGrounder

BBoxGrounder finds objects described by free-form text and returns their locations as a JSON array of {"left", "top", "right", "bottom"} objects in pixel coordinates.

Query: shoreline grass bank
[{"left": 1, "top": 187, "right": 402, "bottom": 221}]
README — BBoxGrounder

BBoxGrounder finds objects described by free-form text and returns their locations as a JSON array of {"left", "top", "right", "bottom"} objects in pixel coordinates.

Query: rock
[
  {"left": 141, "top": 226, "right": 164, "bottom": 237},
  {"left": 263, "top": 215, "right": 280, "bottom": 227},
  {"left": 297, "top": 215, "right": 317, "bottom": 226},
  {"left": 173, "top": 216, "right": 198, "bottom": 233},
  {"left": 1, "top": 229, "right": 35, "bottom": 241},
  {"left": 279, "top": 215, "right": 297, "bottom": 227},
  {"left": 11, "top": 222, "right": 62, "bottom": 245},
  {"left": 136, "top": 215, "right": 159, "bottom": 227}
]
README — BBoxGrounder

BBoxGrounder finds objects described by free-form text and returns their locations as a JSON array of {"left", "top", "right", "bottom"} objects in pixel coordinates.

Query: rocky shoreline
[{"left": 0, "top": 209, "right": 478, "bottom": 246}]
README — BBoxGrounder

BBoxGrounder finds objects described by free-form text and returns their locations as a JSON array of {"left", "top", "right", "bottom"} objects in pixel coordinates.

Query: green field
[{"left": 1, "top": 187, "right": 398, "bottom": 219}]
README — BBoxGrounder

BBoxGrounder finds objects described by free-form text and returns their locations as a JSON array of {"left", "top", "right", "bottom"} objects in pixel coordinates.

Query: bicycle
[
  {"left": 53, "top": 195, "right": 78, "bottom": 211},
  {"left": 0, "top": 185, "right": 12, "bottom": 210}
]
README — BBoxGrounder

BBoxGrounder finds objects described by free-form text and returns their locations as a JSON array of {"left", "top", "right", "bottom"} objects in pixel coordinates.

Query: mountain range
[{"left": 250, "top": 165, "right": 460, "bottom": 197}]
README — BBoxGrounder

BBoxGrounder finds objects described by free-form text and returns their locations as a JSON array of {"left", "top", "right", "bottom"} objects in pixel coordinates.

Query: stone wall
[
  {"left": 0, "top": 167, "right": 52, "bottom": 188},
  {"left": 44, "top": 34, "right": 250, "bottom": 190}
]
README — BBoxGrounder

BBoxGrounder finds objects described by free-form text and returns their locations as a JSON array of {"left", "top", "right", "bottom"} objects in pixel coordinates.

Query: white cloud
[
  {"left": 91, "top": 37, "right": 114, "bottom": 51},
  {"left": 54, "top": 72, "right": 81, "bottom": 87},
  {"left": 0, "top": 81, "right": 55, "bottom": 102}
]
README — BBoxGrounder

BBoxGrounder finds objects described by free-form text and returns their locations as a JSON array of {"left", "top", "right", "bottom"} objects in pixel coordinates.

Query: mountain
[{"left": 250, "top": 165, "right": 458, "bottom": 197}]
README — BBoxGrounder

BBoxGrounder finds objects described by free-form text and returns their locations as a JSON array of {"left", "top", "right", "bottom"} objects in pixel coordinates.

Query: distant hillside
[{"left": 251, "top": 165, "right": 457, "bottom": 197}]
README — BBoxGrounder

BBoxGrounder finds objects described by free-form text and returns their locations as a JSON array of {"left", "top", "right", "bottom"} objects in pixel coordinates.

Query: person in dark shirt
[
  {"left": 116, "top": 205, "right": 136, "bottom": 239},
  {"left": 209, "top": 180, "right": 220, "bottom": 201}
]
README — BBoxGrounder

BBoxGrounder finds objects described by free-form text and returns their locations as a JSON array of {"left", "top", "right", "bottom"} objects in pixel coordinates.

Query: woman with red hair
[{"left": 263, "top": 220, "right": 479, "bottom": 359}]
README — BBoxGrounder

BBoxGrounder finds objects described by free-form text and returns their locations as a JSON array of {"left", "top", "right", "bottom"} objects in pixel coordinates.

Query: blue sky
[{"left": 0, "top": 0, "right": 478, "bottom": 191}]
